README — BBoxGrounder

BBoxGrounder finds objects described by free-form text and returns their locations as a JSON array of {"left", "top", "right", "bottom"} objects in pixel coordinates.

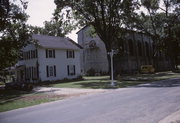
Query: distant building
[
  {"left": 16, "top": 34, "right": 81, "bottom": 82},
  {"left": 77, "top": 26, "right": 171, "bottom": 75},
  {"left": 77, "top": 26, "right": 109, "bottom": 75}
]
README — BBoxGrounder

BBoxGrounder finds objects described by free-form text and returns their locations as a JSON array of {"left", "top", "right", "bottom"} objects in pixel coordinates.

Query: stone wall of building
[
  {"left": 77, "top": 26, "right": 109, "bottom": 74},
  {"left": 77, "top": 26, "right": 171, "bottom": 75}
]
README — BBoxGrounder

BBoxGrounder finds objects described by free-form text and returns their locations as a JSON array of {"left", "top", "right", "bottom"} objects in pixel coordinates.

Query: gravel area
[{"left": 33, "top": 87, "right": 108, "bottom": 97}]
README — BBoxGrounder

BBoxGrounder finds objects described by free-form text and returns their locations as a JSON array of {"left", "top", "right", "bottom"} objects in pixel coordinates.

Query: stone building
[
  {"left": 77, "top": 26, "right": 109, "bottom": 75},
  {"left": 77, "top": 26, "right": 171, "bottom": 75}
]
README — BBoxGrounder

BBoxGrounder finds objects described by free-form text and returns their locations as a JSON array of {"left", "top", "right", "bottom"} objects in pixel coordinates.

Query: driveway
[
  {"left": 0, "top": 77, "right": 180, "bottom": 123},
  {"left": 33, "top": 87, "right": 108, "bottom": 98}
]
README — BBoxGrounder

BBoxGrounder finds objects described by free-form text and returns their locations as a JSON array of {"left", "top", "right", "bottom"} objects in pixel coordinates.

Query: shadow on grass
[
  {"left": 135, "top": 77, "right": 180, "bottom": 88},
  {"left": 0, "top": 89, "right": 31, "bottom": 102},
  {"left": 73, "top": 77, "right": 180, "bottom": 89},
  {"left": 74, "top": 81, "right": 114, "bottom": 89},
  {"left": 73, "top": 80, "right": 151, "bottom": 89}
]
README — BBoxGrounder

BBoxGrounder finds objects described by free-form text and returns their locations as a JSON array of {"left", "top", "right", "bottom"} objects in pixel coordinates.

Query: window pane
[
  {"left": 50, "top": 66, "right": 53, "bottom": 76},
  {"left": 49, "top": 50, "right": 53, "bottom": 58}
]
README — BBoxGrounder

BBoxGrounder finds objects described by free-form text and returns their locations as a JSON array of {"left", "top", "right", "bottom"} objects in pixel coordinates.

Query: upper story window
[
  {"left": 23, "top": 49, "right": 38, "bottom": 60},
  {"left": 46, "top": 49, "right": 55, "bottom": 58},
  {"left": 66, "top": 50, "right": 75, "bottom": 58}
]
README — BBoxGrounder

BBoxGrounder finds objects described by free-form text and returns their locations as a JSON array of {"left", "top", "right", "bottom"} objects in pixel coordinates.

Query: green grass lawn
[
  {"left": 0, "top": 71, "right": 179, "bottom": 112},
  {"left": 0, "top": 89, "right": 62, "bottom": 112},
  {"left": 49, "top": 71, "right": 180, "bottom": 89}
]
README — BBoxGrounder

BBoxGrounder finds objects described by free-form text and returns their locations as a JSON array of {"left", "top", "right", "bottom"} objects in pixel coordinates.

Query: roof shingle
[{"left": 32, "top": 34, "right": 80, "bottom": 50}]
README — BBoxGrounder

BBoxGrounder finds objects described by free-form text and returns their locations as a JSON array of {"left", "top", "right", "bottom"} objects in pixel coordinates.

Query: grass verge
[
  {"left": 0, "top": 89, "right": 62, "bottom": 112},
  {"left": 49, "top": 71, "right": 180, "bottom": 89},
  {"left": 0, "top": 71, "right": 179, "bottom": 112}
]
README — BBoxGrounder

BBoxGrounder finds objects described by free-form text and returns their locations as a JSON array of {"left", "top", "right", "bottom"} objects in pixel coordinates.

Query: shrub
[{"left": 86, "top": 68, "right": 96, "bottom": 76}]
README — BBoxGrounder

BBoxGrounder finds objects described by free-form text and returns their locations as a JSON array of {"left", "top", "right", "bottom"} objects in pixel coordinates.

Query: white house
[{"left": 16, "top": 34, "right": 82, "bottom": 82}]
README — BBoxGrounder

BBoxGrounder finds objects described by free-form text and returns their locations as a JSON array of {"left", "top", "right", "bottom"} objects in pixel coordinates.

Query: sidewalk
[{"left": 158, "top": 109, "right": 180, "bottom": 123}]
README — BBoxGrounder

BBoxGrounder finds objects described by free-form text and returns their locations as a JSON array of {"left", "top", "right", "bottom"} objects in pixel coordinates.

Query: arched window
[
  {"left": 128, "top": 39, "right": 134, "bottom": 56},
  {"left": 145, "top": 42, "right": 149, "bottom": 57},
  {"left": 138, "top": 41, "right": 142, "bottom": 56}
]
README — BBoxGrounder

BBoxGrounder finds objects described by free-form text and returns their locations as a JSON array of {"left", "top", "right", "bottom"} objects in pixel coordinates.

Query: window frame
[
  {"left": 46, "top": 49, "right": 55, "bottom": 58},
  {"left": 67, "top": 50, "right": 75, "bottom": 58}
]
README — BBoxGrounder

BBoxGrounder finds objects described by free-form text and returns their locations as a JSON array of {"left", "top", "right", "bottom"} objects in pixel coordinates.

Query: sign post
[{"left": 108, "top": 49, "right": 118, "bottom": 87}]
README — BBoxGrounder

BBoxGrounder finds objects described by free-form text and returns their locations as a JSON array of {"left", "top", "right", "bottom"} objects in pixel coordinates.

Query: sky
[{"left": 25, "top": 0, "right": 78, "bottom": 42}]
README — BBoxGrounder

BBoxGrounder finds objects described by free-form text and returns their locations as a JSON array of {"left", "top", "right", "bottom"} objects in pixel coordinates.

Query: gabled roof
[{"left": 32, "top": 34, "right": 80, "bottom": 50}]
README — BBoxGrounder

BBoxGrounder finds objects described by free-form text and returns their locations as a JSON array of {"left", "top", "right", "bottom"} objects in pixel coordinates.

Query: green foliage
[
  {"left": 54, "top": 0, "right": 139, "bottom": 51},
  {"left": 0, "top": 0, "right": 31, "bottom": 71},
  {"left": 29, "top": 12, "right": 75, "bottom": 37},
  {"left": 54, "top": 0, "right": 180, "bottom": 68},
  {"left": 134, "top": 0, "right": 180, "bottom": 68}
]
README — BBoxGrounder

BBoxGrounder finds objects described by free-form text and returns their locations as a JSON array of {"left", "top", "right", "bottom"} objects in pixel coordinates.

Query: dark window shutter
[
  {"left": 67, "top": 65, "right": 69, "bottom": 75},
  {"left": 31, "top": 67, "right": 34, "bottom": 79},
  {"left": 54, "top": 65, "right": 56, "bottom": 77},
  {"left": 35, "top": 49, "right": 38, "bottom": 58},
  {"left": 66, "top": 50, "right": 68, "bottom": 58},
  {"left": 46, "top": 49, "right": 48, "bottom": 58},
  {"left": 31, "top": 50, "right": 33, "bottom": 59},
  {"left": 26, "top": 68, "right": 28, "bottom": 79},
  {"left": 27, "top": 52, "right": 29, "bottom": 60},
  {"left": 36, "top": 64, "right": 39, "bottom": 78},
  {"left": 46, "top": 66, "right": 49, "bottom": 77},
  {"left": 53, "top": 50, "right": 55, "bottom": 58},
  {"left": 73, "top": 51, "right": 75, "bottom": 58},
  {"left": 25, "top": 68, "right": 27, "bottom": 80},
  {"left": 26, "top": 52, "right": 27, "bottom": 60},
  {"left": 29, "top": 67, "right": 31, "bottom": 78},
  {"left": 73, "top": 65, "right": 75, "bottom": 75}
]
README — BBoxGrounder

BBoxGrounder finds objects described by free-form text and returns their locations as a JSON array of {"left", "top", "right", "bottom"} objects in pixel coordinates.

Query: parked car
[
  {"left": 5, "top": 82, "right": 33, "bottom": 91},
  {"left": 140, "top": 65, "right": 155, "bottom": 74}
]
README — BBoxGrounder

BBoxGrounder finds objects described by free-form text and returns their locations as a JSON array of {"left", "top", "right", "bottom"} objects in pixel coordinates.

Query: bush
[
  {"left": 86, "top": 68, "right": 96, "bottom": 76},
  {"left": 116, "top": 74, "right": 122, "bottom": 81}
]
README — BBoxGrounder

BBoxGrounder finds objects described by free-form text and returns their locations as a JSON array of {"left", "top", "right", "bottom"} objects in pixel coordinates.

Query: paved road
[{"left": 0, "top": 78, "right": 180, "bottom": 123}]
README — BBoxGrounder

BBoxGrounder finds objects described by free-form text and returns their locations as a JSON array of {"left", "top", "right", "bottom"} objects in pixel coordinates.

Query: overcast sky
[{"left": 26, "top": 0, "right": 78, "bottom": 42}]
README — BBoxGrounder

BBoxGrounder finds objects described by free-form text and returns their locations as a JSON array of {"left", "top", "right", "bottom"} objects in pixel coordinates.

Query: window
[
  {"left": 138, "top": 42, "right": 142, "bottom": 56},
  {"left": 23, "top": 49, "right": 38, "bottom": 60},
  {"left": 128, "top": 39, "right": 134, "bottom": 56},
  {"left": 46, "top": 65, "right": 56, "bottom": 77},
  {"left": 67, "top": 50, "right": 75, "bottom": 58},
  {"left": 67, "top": 65, "right": 75, "bottom": 76},
  {"left": 25, "top": 66, "right": 38, "bottom": 80},
  {"left": 145, "top": 42, "right": 149, "bottom": 57},
  {"left": 46, "top": 49, "right": 55, "bottom": 58},
  {"left": 31, "top": 50, "right": 33, "bottom": 59},
  {"left": 35, "top": 49, "right": 38, "bottom": 58}
]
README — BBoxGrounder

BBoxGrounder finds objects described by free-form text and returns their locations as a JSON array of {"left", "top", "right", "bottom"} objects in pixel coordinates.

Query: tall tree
[
  {"left": 54, "top": 0, "right": 138, "bottom": 52},
  {"left": 29, "top": 13, "right": 75, "bottom": 37},
  {"left": 134, "top": 0, "right": 180, "bottom": 69},
  {"left": 54, "top": 0, "right": 139, "bottom": 75},
  {"left": 0, "top": 0, "right": 31, "bottom": 71}
]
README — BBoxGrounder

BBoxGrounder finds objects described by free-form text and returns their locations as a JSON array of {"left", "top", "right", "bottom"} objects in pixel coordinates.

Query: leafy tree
[
  {"left": 54, "top": 0, "right": 138, "bottom": 52},
  {"left": 28, "top": 25, "right": 44, "bottom": 35},
  {"left": 29, "top": 9, "right": 76, "bottom": 37},
  {"left": 0, "top": 0, "right": 31, "bottom": 71},
  {"left": 134, "top": 0, "right": 180, "bottom": 69},
  {"left": 54, "top": 0, "right": 139, "bottom": 75}
]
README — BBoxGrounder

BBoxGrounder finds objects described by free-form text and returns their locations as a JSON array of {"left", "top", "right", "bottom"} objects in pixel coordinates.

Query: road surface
[{"left": 0, "top": 78, "right": 180, "bottom": 123}]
